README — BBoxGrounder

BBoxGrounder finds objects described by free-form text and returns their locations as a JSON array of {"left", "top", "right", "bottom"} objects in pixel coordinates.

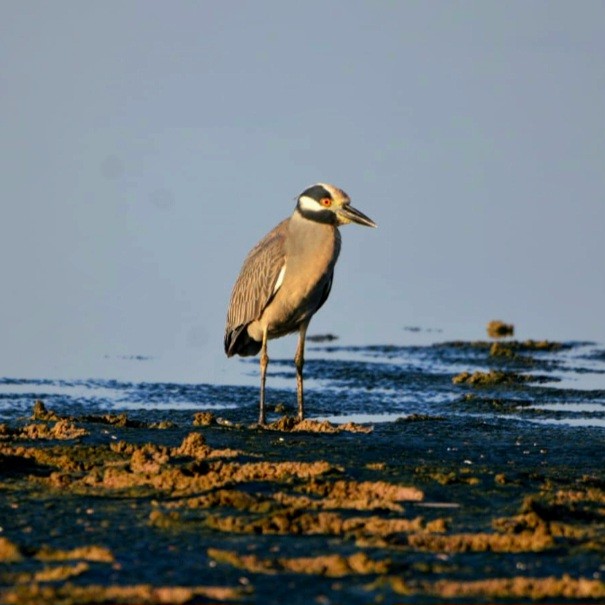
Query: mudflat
[{"left": 1, "top": 338, "right": 604, "bottom": 604}]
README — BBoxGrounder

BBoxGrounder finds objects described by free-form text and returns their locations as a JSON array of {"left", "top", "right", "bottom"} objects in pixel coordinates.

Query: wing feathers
[{"left": 225, "top": 219, "right": 288, "bottom": 350}]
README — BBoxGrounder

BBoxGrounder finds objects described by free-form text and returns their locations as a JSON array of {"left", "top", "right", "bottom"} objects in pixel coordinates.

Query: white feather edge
[
  {"left": 273, "top": 262, "right": 287, "bottom": 294},
  {"left": 297, "top": 195, "right": 323, "bottom": 213}
]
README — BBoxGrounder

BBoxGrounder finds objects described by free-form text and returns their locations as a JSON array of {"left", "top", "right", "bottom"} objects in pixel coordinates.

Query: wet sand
[{"left": 1, "top": 340, "right": 604, "bottom": 604}]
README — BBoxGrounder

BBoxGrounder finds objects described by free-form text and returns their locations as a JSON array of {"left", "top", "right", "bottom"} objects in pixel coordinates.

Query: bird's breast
[{"left": 260, "top": 221, "right": 339, "bottom": 337}]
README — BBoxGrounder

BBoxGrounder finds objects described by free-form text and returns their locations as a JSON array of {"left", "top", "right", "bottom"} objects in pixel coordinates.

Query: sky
[{"left": 1, "top": 1, "right": 604, "bottom": 383}]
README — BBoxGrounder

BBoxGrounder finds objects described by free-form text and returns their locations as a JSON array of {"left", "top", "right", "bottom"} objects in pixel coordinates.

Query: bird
[{"left": 224, "top": 183, "right": 376, "bottom": 425}]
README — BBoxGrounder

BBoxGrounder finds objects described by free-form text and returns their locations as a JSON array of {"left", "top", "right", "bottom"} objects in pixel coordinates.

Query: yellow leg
[
  {"left": 259, "top": 328, "right": 269, "bottom": 425},
  {"left": 294, "top": 321, "right": 309, "bottom": 422}
]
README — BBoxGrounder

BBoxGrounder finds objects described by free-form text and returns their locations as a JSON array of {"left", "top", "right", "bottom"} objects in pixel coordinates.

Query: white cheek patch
[
  {"left": 298, "top": 195, "right": 324, "bottom": 213},
  {"left": 273, "top": 263, "right": 287, "bottom": 294}
]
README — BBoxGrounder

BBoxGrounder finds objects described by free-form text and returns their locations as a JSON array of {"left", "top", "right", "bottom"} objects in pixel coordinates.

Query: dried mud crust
[{"left": 1, "top": 402, "right": 604, "bottom": 604}]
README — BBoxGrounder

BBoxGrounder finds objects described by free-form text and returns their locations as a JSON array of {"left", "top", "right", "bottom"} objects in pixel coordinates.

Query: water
[{"left": 2, "top": 337, "right": 604, "bottom": 429}]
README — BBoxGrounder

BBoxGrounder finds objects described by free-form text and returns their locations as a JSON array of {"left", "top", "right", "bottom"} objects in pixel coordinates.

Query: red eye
[{"left": 320, "top": 197, "right": 332, "bottom": 207}]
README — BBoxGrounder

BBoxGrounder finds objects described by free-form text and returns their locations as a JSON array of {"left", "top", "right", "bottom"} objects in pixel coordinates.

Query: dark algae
[{"left": 0, "top": 337, "right": 604, "bottom": 603}]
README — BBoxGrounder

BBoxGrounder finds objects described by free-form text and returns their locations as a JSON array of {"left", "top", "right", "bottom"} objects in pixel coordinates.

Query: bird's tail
[{"left": 224, "top": 325, "right": 262, "bottom": 357}]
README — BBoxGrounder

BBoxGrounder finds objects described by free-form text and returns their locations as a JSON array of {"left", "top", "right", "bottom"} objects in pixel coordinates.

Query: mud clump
[
  {"left": 4, "top": 435, "right": 336, "bottom": 498},
  {"left": 130, "top": 444, "right": 171, "bottom": 475},
  {"left": 0, "top": 537, "right": 23, "bottom": 562},
  {"left": 193, "top": 411, "right": 215, "bottom": 426},
  {"left": 31, "top": 401, "right": 175, "bottom": 430},
  {"left": 31, "top": 400, "right": 62, "bottom": 422},
  {"left": 265, "top": 416, "right": 372, "bottom": 434},
  {"left": 206, "top": 509, "right": 428, "bottom": 538},
  {"left": 0, "top": 538, "right": 115, "bottom": 594},
  {"left": 487, "top": 320, "right": 514, "bottom": 338},
  {"left": 0, "top": 537, "right": 114, "bottom": 564},
  {"left": 148, "top": 509, "right": 183, "bottom": 529},
  {"left": 425, "top": 575, "right": 605, "bottom": 600},
  {"left": 407, "top": 531, "right": 554, "bottom": 552},
  {"left": 416, "top": 468, "right": 480, "bottom": 485},
  {"left": 299, "top": 478, "right": 423, "bottom": 511},
  {"left": 36, "top": 545, "right": 115, "bottom": 563},
  {"left": 0, "top": 420, "right": 88, "bottom": 441},
  {"left": 0, "top": 583, "right": 247, "bottom": 605},
  {"left": 490, "top": 340, "right": 564, "bottom": 359},
  {"left": 452, "top": 370, "right": 536, "bottom": 386},
  {"left": 493, "top": 490, "right": 605, "bottom": 543},
  {"left": 172, "top": 432, "right": 212, "bottom": 459},
  {"left": 0, "top": 537, "right": 242, "bottom": 604},
  {"left": 79, "top": 413, "right": 175, "bottom": 429},
  {"left": 208, "top": 547, "right": 389, "bottom": 577},
  {"left": 489, "top": 341, "right": 528, "bottom": 360},
  {"left": 163, "top": 477, "right": 422, "bottom": 517}
]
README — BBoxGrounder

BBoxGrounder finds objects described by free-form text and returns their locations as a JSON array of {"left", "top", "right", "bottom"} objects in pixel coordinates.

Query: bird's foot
[{"left": 247, "top": 417, "right": 267, "bottom": 430}]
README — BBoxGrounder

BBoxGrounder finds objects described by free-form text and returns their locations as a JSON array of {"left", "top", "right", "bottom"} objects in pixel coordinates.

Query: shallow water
[{"left": 2, "top": 338, "right": 604, "bottom": 428}]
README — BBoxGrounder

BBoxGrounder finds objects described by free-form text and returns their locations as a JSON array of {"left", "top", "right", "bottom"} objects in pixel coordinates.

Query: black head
[{"left": 295, "top": 183, "right": 376, "bottom": 228}]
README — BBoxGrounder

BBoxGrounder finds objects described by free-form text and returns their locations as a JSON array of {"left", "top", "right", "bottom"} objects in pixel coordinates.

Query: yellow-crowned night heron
[{"left": 224, "top": 183, "right": 376, "bottom": 424}]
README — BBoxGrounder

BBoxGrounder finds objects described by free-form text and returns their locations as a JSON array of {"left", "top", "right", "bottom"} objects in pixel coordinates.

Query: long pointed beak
[{"left": 339, "top": 204, "right": 377, "bottom": 228}]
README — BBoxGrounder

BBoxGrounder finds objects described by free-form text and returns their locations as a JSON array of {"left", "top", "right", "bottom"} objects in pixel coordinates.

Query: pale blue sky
[{"left": 1, "top": 2, "right": 604, "bottom": 382}]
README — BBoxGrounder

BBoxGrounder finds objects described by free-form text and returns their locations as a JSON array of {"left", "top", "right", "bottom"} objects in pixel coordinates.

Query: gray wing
[{"left": 225, "top": 218, "right": 288, "bottom": 339}]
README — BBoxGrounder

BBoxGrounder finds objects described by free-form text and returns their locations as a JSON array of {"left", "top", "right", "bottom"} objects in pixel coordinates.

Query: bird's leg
[
  {"left": 294, "top": 321, "right": 309, "bottom": 422},
  {"left": 259, "top": 328, "right": 269, "bottom": 425}
]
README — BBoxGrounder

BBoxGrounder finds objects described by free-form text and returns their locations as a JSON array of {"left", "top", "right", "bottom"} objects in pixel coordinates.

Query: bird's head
[{"left": 296, "top": 183, "right": 377, "bottom": 228}]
